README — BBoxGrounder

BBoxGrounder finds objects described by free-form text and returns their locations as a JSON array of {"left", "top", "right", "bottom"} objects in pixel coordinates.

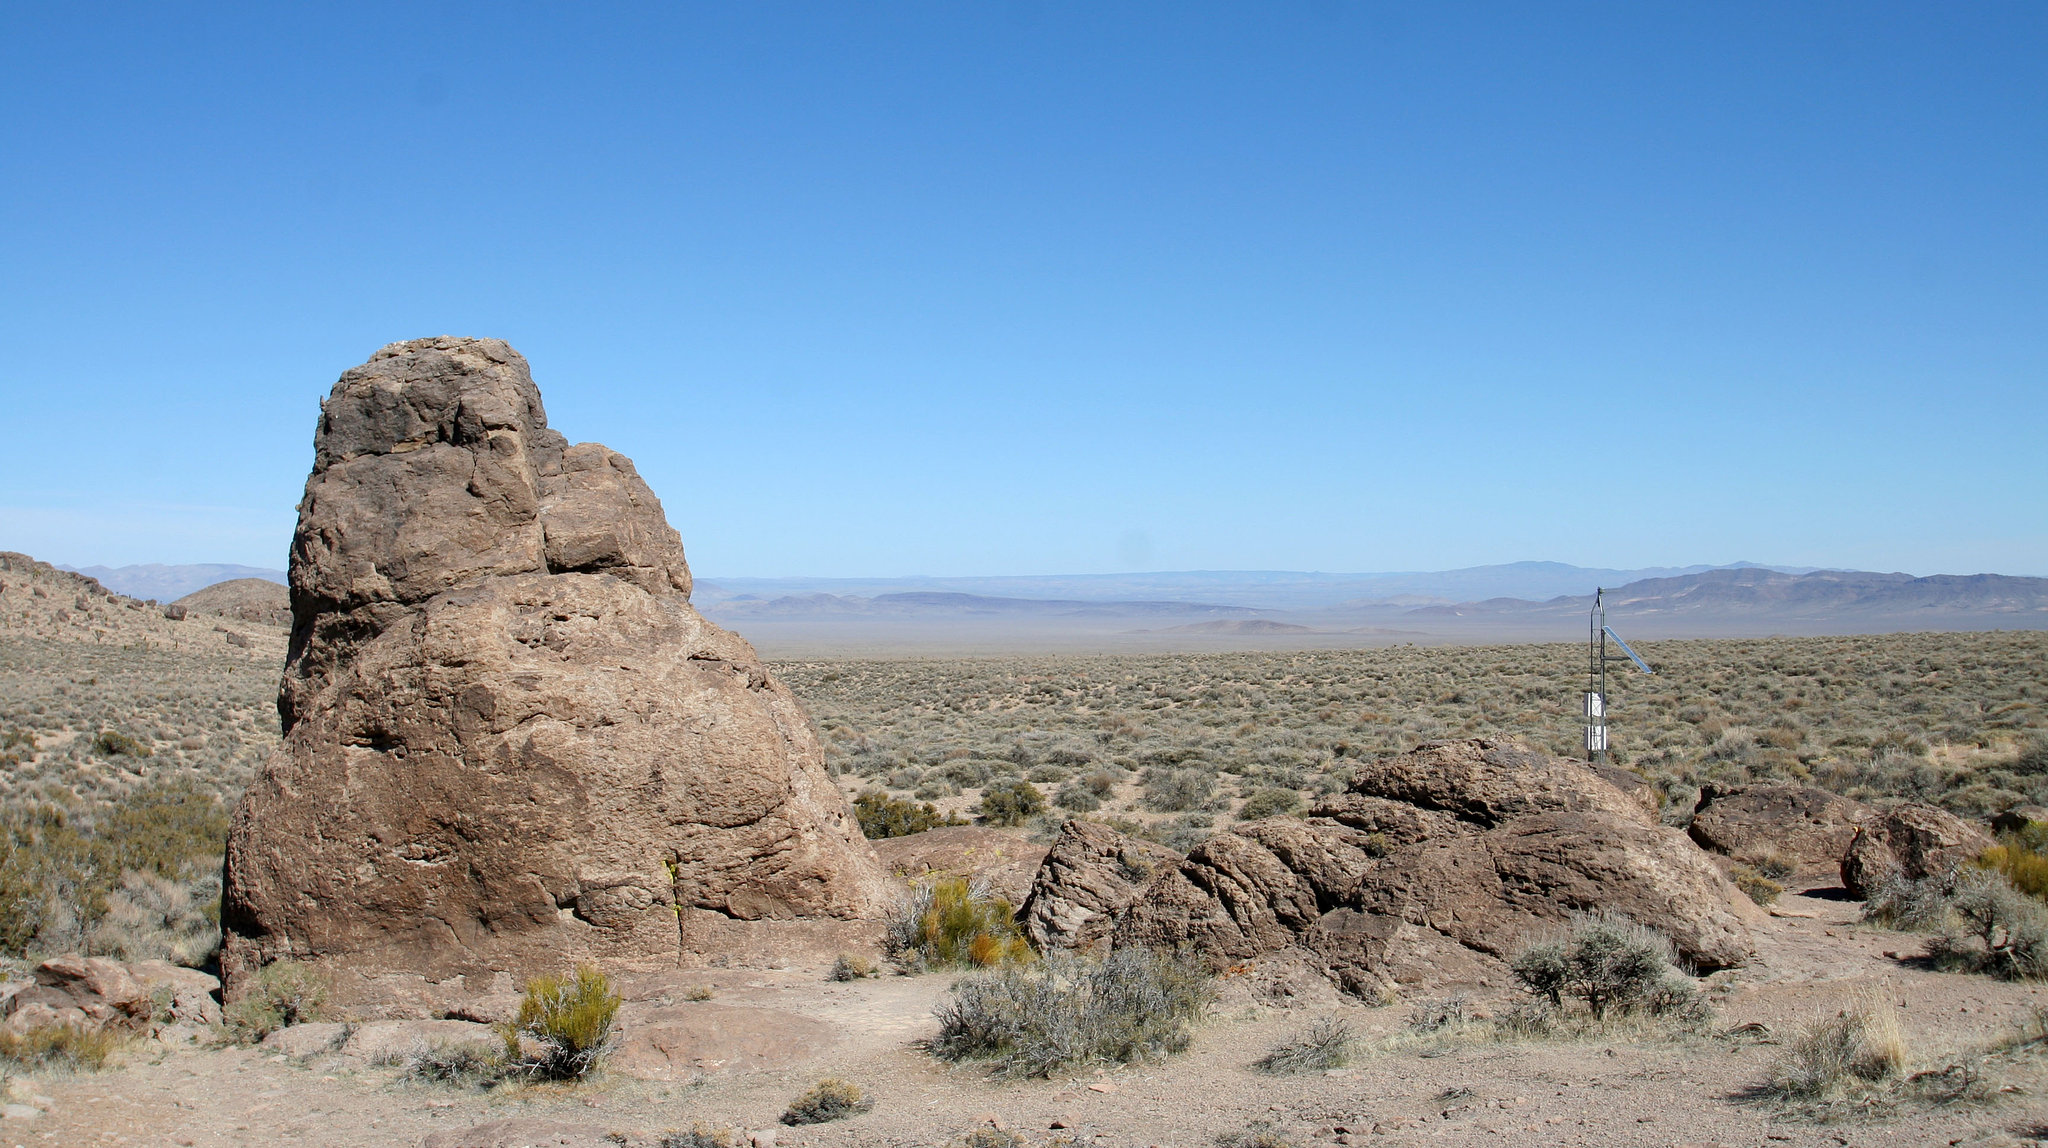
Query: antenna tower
[{"left": 1586, "top": 587, "right": 1655, "bottom": 764}]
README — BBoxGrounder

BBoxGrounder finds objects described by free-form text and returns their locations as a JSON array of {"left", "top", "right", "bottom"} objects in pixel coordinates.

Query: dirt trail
[{"left": 13, "top": 888, "right": 2048, "bottom": 1147}]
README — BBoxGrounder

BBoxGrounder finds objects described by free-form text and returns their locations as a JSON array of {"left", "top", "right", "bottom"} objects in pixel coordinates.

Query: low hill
[
  {"left": 57, "top": 562, "right": 286, "bottom": 601},
  {"left": 172, "top": 578, "right": 291, "bottom": 628}
]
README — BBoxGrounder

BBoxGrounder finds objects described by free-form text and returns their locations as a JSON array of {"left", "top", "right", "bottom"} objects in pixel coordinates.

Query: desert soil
[{"left": 10, "top": 886, "right": 2048, "bottom": 1148}]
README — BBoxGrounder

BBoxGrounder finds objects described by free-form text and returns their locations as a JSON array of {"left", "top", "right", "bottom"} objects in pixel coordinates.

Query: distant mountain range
[
  {"left": 31, "top": 558, "right": 2046, "bottom": 654},
  {"left": 56, "top": 562, "right": 287, "bottom": 601},
  {"left": 693, "top": 561, "right": 1817, "bottom": 612}
]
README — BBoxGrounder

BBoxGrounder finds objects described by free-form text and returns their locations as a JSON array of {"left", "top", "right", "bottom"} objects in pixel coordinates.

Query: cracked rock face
[
  {"left": 221, "top": 338, "right": 890, "bottom": 998},
  {"left": 1085, "top": 738, "right": 1762, "bottom": 1000}
]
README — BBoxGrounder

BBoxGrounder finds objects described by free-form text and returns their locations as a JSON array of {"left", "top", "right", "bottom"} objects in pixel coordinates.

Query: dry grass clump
[
  {"left": 830, "top": 952, "right": 878, "bottom": 981},
  {"left": 1978, "top": 822, "right": 2048, "bottom": 901},
  {"left": 0, "top": 1021, "right": 119, "bottom": 1071},
  {"left": 1729, "top": 865, "right": 1784, "bottom": 907},
  {"left": 931, "top": 947, "right": 1213, "bottom": 1078},
  {"left": 1253, "top": 1014, "right": 1353, "bottom": 1074},
  {"left": 1765, "top": 992, "right": 1908, "bottom": 1101},
  {"left": 884, "top": 878, "right": 1032, "bottom": 972},
  {"left": 1212, "top": 1122, "right": 1299, "bottom": 1148},
  {"left": 224, "top": 958, "right": 330, "bottom": 1043},
  {"left": 399, "top": 1040, "right": 509, "bottom": 1088},
  {"left": 781, "top": 1077, "right": 873, "bottom": 1124},
  {"left": 500, "top": 964, "right": 620, "bottom": 1081}
]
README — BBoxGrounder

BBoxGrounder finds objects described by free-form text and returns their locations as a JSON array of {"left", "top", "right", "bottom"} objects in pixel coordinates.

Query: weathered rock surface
[
  {"left": 421, "top": 1120, "right": 619, "bottom": 1148},
  {"left": 1018, "top": 820, "right": 1183, "bottom": 953},
  {"left": 1841, "top": 803, "right": 1996, "bottom": 900},
  {"left": 610, "top": 1003, "right": 835, "bottom": 1081},
  {"left": 870, "top": 825, "right": 1050, "bottom": 907},
  {"left": 222, "top": 338, "right": 892, "bottom": 1002},
  {"left": 1688, "top": 784, "right": 1874, "bottom": 868},
  {"left": 1098, "top": 738, "right": 1760, "bottom": 1000},
  {"left": 0, "top": 954, "right": 154, "bottom": 1035}
]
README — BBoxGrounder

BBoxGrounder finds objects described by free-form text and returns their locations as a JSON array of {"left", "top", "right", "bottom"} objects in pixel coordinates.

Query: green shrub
[
  {"left": 1236, "top": 787, "right": 1301, "bottom": 821},
  {"left": 90, "top": 730, "right": 149, "bottom": 758},
  {"left": 1253, "top": 1014, "right": 1352, "bottom": 1073},
  {"left": 1509, "top": 912, "right": 1691, "bottom": 1020},
  {"left": 225, "top": 959, "right": 329, "bottom": 1042},
  {"left": 931, "top": 947, "right": 1212, "bottom": 1078},
  {"left": 1927, "top": 868, "right": 2048, "bottom": 980},
  {"left": 1141, "top": 768, "right": 1215, "bottom": 813},
  {"left": 0, "top": 780, "right": 230, "bottom": 959},
  {"left": 0, "top": 1022, "right": 119, "bottom": 1071},
  {"left": 977, "top": 780, "right": 1045, "bottom": 827},
  {"left": 500, "top": 964, "right": 620, "bottom": 1080},
  {"left": 854, "top": 791, "right": 964, "bottom": 840},
  {"left": 1053, "top": 782, "right": 1102, "bottom": 812},
  {"left": 781, "top": 1077, "right": 873, "bottom": 1125},
  {"left": 883, "top": 878, "right": 1031, "bottom": 971},
  {"left": 1730, "top": 865, "right": 1783, "bottom": 907}
]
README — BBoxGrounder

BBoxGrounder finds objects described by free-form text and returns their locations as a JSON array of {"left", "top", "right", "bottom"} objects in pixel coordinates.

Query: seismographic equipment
[{"left": 1586, "top": 587, "right": 1654, "bottom": 764}]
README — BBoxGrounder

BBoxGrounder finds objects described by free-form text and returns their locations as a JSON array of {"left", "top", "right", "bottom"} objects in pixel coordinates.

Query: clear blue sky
[{"left": 2, "top": 3, "right": 2042, "bottom": 578}]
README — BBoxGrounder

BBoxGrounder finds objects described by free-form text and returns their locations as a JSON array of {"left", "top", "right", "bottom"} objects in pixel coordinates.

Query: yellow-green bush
[
  {"left": 225, "top": 958, "right": 330, "bottom": 1042},
  {"left": 1979, "top": 824, "right": 2048, "bottom": 902},
  {"left": 0, "top": 1021, "right": 119, "bottom": 1071},
  {"left": 501, "top": 964, "right": 620, "bottom": 1080},
  {"left": 853, "top": 791, "right": 964, "bottom": 840},
  {"left": 883, "top": 878, "right": 1032, "bottom": 971}
]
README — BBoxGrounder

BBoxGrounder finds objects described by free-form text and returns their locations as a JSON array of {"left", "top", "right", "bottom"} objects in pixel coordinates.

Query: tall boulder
[
  {"left": 1018, "top": 820, "right": 1182, "bottom": 953},
  {"left": 222, "top": 338, "right": 892, "bottom": 1000},
  {"left": 1101, "top": 738, "right": 1760, "bottom": 999}
]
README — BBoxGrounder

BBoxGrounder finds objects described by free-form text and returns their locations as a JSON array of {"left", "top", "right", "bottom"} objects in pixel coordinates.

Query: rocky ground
[{"left": 8, "top": 883, "right": 2048, "bottom": 1148}]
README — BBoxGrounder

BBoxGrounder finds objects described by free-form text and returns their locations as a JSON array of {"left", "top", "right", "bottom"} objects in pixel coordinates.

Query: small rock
[
  {"left": 1087, "top": 1081, "right": 1116, "bottom": 1093},
  {"left": 1, "top": 1105, "right": 39, "bottom": 1122},
  {"left": 748, "top": 1133, "right": 778, "bottom": 1148}
]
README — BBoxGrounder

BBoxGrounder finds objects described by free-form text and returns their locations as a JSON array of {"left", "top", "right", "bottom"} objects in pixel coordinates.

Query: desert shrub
[
  {"left": 500, "top": 964, "right": 620, "bottom": 1080},
  {"left": 1765, "top": 993, "right": 1907, "bottom": 1099},
  {"left": 1406, "top": 995, "right": 1467, "bottom": 1033},
  {"left": 0, "top": 1022, "right": 119, "bottom": 1071},
  {"left": 90, "top": 730, "right": 150, "bottom": 758},
  {"left": 0, "top": 780, "right": 230, "bottom": 959},
  {"left": 1736, "top": 849, "right": 1797, "bottom": 882},
  {"left": 661, "top": 1125, "right": 743, "bottom": 1148},
  {"left": 1141, "top": 768, "right": 1215, "bottom": 813},
  {"left": 1978, "top": 827, "right": 2048, "bottom": 901},
  {"left": 683, "top": 984, "right": 713, "bottom": 1001},
  {"left": 883, "top": 878, "right": 1031, "bottom": 972},
  {"left": 225, "top": 958, "right": 329, "bottom": 1042},
  {"left": 1926, "top": 868, "right": 2048, "bottom": 980},
  {"left": 401, "top": 1040, "right": 507, "bottom": 1087},
  {"left": 1236, "top": 787, "right": 1302, "bottom": 821},
  {"left": 1213, "top": 1122, "right": 1297, "bottom": 1148},
  {"left": 830, "top": 953, "right": 877, "bottom": 981},
  {"left": 1052, "top": 783, "right": 1101, "bottom": 812},
  {"left": 853, "top": 791, "right": 963, "bottom": 840},
  {"left": 931, "top": 947, "right": 1212, "bottom": 1078},
  {"left": 1730, "top": 865, "right": 1784, "bottom": 907},
  {"left": 1865, "top": 872, "right": 1961, "bottom": 931},
  {"left": 1253, "top": 1014, "right": 1352, "bottom": 1073},
  {"left": 1509, "top": 912, "right": 1689, "bottom": 1019},
  {"left": 781, "top": 1077, "right": 873, "bottom": 1125},
  {"left": 978, "top": 780, "right": 1045, "bottom": 828},
  {"left": 85, "top": 869, "right": 220, "bottom": 966}
]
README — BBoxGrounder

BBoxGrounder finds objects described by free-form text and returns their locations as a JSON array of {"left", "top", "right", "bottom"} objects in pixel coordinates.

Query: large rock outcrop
[
  {"left": 1090, "top": 739, "right": 1761, "bottom": 999},
  {"left": 1019, "top": 820, "right": 1183, "bottom": 953},
  {"left": 1840, "top": 803, "right": 1995, "bottom": 900},
  {"left": 222, "top": 338, "right": 892, "bottom": 1000},
  {"left": 1687, "top": 783, "right": 1874, "bottom": 869}
]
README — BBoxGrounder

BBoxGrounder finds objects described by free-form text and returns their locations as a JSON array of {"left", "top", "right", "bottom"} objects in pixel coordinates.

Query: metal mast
[{"left": 1586, "top": 587, "right": 1654, "bottom": 765}]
